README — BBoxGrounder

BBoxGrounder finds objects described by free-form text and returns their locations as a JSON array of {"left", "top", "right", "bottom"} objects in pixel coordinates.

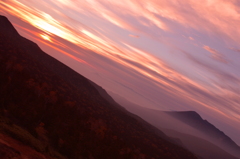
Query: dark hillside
[{"left": 0, "top": 15, "right": 198, "bottom": 159}]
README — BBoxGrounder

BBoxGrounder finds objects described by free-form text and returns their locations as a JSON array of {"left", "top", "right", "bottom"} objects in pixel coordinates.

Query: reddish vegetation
[{"left": 0, "top": 133, "right": 53, "bottom": 159}]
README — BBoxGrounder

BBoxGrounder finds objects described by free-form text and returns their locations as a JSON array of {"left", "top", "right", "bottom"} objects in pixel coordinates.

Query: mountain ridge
[
  {"left": 0, "top": 15, "right": 198, "bottom": 159},
  {"left": 107, "top": 91, "right": 240, "bottom": 158},
  {"left": 164, "top": 110, "right": 240, "bottom": 156}
]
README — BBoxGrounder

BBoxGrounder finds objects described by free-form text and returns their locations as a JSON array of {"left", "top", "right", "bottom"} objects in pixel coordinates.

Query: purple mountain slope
[
  {"left": 165, "top": 111, "right": 240, "bottom": 157},
  {"left": 107, "top": 91, "right": 240, "bottom": 159}
]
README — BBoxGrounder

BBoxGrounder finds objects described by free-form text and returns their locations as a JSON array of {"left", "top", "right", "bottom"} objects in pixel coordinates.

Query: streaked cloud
[
  {"left": 1, "top": 0, "right": 240, "bottom": 144},
  {"left": 40, "top": 33, "right": 52, "bottom": 42},
  {"left": 189, "top": 37, "right": 194, "bottom": 41},
  {"left": 203, "top": 45, "right": 228, "bottom": 63},
  {"left": 129, "top": 34, "right": 139, "bottom": 38}
]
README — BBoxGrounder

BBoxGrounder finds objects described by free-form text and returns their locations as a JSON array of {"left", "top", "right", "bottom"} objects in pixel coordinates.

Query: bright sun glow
[{"left": 40, "top": 34, "right": 52, "bottom": 42}]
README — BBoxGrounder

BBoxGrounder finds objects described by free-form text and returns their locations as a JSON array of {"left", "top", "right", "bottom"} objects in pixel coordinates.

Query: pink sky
[{"left": 1, "top": 0, "right": 240, "bottom": 145}]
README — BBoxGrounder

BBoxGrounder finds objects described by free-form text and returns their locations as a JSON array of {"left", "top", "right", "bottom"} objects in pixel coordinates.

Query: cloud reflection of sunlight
[
  {"left": 1, "top": 0, "right": 240, "bottom": 127},
  {"left": 40, "top": 33, "right": 52, "bottom": 42}
]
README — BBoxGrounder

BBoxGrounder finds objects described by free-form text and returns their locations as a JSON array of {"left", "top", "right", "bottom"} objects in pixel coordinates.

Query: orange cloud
[
  {"left": 1, "top": 0, "right": 240, "bottom": 124},
  {"left": 129, "top": 34, "right": 139, "bottom": 38},
  {"left": 40, "top": 33, "right": 52, "bottom": 42},
  {"left": 10, "top": 0, "right": 240, "bottom": 44},
  {"left": 189, "top": 37, "right": 194, "bottom": 41},
  {"left": 203, "top": 45, "right": 228, "bottom": 63}
]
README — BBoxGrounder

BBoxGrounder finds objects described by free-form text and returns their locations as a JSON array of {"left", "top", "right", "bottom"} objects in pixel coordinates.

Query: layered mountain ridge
[
  {"left": 107, "top": 91, "right": 240, "bottom": 159},
  {"left": 165, "top": 110, "right": 240, "bottom": 153}
]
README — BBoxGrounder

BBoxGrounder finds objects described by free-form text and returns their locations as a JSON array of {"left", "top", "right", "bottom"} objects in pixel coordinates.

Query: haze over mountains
[
  {"left": 0, "top": 15, "right": 240, "bottom": 159},
  {"left": 0, "top": 15, "right": 198, "bottom": 159},
  {"left": 108, "top": 91, "right": 240, "bottom": 159}
]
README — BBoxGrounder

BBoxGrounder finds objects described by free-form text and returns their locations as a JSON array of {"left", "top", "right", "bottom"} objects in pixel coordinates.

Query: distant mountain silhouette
[
  {"left": 90, "top": 81, "right": 184, "bottom": 147},
  {"left": 165, "top": 111, "right": 240, "bottom": 158},
  {"left": 0, "top": 15, "right": 198, "bottom": 159},
  {"left": 163, "top": 129, "right": 239, "bottom": 159},
  {"left": 108, "top": 91, "right": 240, "bottom": 159}
]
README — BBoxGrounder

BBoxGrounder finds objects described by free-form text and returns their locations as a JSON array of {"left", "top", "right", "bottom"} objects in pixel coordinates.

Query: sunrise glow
[
  {"left": 1, "top": 0, "right": 240, "bottom": 146},
  {"left": 40, "top": 33, "right": 52, "bottom": 42}
]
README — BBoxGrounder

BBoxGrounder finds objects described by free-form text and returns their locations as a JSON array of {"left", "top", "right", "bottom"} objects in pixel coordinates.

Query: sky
[{"left": 1, "top": 0, "right": 240, "bottom": 145}]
